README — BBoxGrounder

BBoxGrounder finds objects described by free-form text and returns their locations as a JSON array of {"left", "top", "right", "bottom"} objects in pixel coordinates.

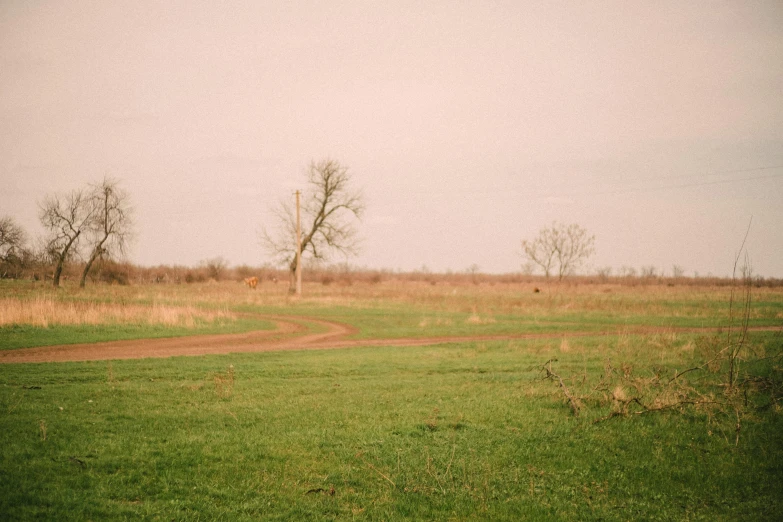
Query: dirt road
[{"left": 0, "top": 315, "right": 777, "bottom": 364}]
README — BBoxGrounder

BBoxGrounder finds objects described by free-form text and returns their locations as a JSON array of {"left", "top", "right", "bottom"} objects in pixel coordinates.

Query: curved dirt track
[
  {"left": 0, "top": 315, "right": 356, "bottom": 364},
  {"left": 0, "top": 315, "right": 779, "bottom": 364}
]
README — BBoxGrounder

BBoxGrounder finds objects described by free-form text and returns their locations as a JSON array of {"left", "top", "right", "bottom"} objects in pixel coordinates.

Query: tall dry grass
[
  {"left": 2, "top": 277, "right": 781, "bottom": 330},
  {"left": 0, "top": 297, "right": 234, "bottom": 328}
]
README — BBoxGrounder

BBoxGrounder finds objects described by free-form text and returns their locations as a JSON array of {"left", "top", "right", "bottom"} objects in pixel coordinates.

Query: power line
[
  {"left": 397, "top": 165, "right": 783, "bottom": 199},
  {"left": 692, "top": 164, "right": 783, "bottom": 176},
  {"left": 590, "top": 164, "right": 783, "bottom": 186},
  {"left": 593, "top": 171, "right": 783, "bottom": 196}
]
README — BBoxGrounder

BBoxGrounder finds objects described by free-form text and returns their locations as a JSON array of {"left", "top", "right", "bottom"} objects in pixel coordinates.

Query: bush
[{"left": 95, "top": 260, "right": 132, "bottom": 285}]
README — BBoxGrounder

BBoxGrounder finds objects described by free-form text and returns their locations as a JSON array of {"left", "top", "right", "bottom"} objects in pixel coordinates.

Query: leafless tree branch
[
  {"left": 79, "top": 177, "right": 134, "bottom": 287},
  {"left": 39, "top": 189, "right": 95, "bottom": 287},
  {"left": 541, "top": 358, "right": 582, "bottom": 417},
  {"left": 261, "top": 159, "right": 364, "bottom": 292},
  {"left": 522, "top": 222, "right": 595, "bottom": 280},
  {"left": 0, "top": 216, "right": 29, "bottom": 278}
]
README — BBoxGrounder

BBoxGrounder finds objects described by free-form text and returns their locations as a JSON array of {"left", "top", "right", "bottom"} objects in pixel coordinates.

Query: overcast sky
[{"left": 2, "top": 1, "right": 782, "bottom": 277}]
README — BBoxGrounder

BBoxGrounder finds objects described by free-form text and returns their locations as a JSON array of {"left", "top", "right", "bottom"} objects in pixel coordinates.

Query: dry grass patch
[
  {"left": 0, "top": 297, "right": 234, "bottom": 328},
  {"left": 464, "top": 306, "right": 497, "bottom": 325},
  {"left": 213, "top": 365, "right": 235, "bottom": 398},
  {"left": 418, "top": 317, "right": 453, "bottom": 328}
]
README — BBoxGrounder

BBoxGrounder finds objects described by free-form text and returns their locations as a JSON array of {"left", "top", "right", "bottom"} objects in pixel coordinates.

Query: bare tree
[
  {"left": 262, "top": 159, "right": 364, "bottom": 292},
  {"left": 521, "top": 222, "right": 595, "bottom": 280},
  {"left": 0, "top": 216, "right": 28, "bottom": 278},
  {"left": 520, "top": 262, "right": 535, "bottom": 276},
  {"left": 39, "top": 189, "right": 95, "bottom": 287},
  {"left": 640, "top": 265, "right": 657, "bottom": 279},
  {"left": 596, "top": 266, "right": 612, "bottom": 282},
  {"left": 0, "top": 216, "right": 26, "bottom": 258},
  {"left": 202, "top": 257, "right": 228, "bottom": 281},
  {"left": 467, "top": 263, "right": 481, "bottom": 284},
  {"left": 620, "top": 265, "right": 637, "bottom": 278},
  {"left": 79, "top": 178, "right": 133, "bottom": 288}
]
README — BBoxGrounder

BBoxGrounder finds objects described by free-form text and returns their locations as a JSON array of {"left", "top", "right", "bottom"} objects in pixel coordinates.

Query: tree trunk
[
  {"left": 79, "top": 235, "right": 108, "bottom": 288},
  {"left": 288, "top": 258, "right": 297, "bottom": 294},
  {"left": 52, "top": 233, "right": 79, "bottom": 288},
  {"left": 79, "top": 249, "right": 100, "bottom": 288},
  {"left": 52, "top": 255, "right": 65, "bottom": 287}
]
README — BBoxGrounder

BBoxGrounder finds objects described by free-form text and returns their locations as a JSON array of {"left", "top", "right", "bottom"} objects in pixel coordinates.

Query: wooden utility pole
[{"left": 295, "top": 190, "right": 302, "bottom": 296}]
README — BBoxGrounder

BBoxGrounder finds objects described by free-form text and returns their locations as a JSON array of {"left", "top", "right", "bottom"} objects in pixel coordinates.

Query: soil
[{"left": 0, "top": 315, "right": 777, "bottom": 364}]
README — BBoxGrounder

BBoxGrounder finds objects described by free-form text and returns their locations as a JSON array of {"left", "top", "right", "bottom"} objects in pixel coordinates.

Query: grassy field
[
  {"left": 4, "top": 278, "right": 782, "bottom": 345},
  {"left": 1, "top": 279, "right": 782, "bottom": 520},
  {"left": 0, "top": 281, "right": 275, "bottom": 350}
]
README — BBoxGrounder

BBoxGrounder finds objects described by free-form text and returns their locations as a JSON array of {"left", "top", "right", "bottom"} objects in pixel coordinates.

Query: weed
[
  {"left": 213, "top": 365, "right": 235, "bottom": 398},
  {"left": 5, "top": 392, "right": 23, "bottom": 414}
]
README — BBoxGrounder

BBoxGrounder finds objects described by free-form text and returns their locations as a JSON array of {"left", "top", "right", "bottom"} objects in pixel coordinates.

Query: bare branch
[
  {"left": 541, "top": 358, "right": 582, "bottom": 417},
  {"left": 38, "top": 189, "right": 94, "bottom": 287},
  {"left": 521, "top": 222, "right": 595, "bottom": 280},
  {"left": 79, "top": 177, "right": 134, "bottom": 287},
  {"left": 0, "top": 216, "right": 27, "bottom": 261},
  {"left": 0, "top": 216, "right": 30, "bottom": 279},
  {"left": 261, "top": 159, "right": 364, "bottom": 292}
]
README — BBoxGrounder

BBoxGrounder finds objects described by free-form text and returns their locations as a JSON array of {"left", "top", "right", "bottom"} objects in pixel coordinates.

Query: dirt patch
[
  {"left": 0, "top": 317, "right": 778, "bottom": 364},
  {"left": 0, "top": 315, "right": 353, "bottom": 364}
]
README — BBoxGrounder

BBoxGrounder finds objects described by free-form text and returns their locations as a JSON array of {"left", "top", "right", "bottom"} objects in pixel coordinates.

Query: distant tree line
[
  {"left": 1, "top": 177, "right": 133, "bottom": 287},
  {"left": 2, "top": 158, "right": 367, "bottom": 291},
  {"left": 3, "top": 161, "right": 778, "bottom": 288}
]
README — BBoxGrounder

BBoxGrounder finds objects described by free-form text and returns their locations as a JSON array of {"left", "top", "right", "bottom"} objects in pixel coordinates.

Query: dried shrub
[{"left": 213, "top": 365, "right": 235, "bottom": 399}]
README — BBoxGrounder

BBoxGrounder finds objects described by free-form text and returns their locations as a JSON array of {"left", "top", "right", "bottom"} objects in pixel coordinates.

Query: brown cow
[{"left": 244, "top": 276, "right": 258, "bottom": 289}]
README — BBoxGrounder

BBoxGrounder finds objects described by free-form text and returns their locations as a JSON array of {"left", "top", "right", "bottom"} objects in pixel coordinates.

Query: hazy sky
[{"left": 2, "top": 1, "right": 782, "bottom": 276}]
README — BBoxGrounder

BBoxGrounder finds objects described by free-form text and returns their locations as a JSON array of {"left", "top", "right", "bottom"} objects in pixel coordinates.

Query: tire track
[{"left": 0, "top": 315, "right": 778, "bottom": 364}]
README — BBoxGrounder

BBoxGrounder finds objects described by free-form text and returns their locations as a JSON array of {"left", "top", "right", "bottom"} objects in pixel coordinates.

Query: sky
[{"left": 2, "top": 1, "right": 782, "bottom": 277}]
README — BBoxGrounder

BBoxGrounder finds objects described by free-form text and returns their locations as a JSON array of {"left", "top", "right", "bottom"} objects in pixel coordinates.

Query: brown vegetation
[
  {"left": 0, "top": 296, "right": 233, "bottom": 328},
  {"left": 1, "top": 247, "right": 782, "bottom": 290}
]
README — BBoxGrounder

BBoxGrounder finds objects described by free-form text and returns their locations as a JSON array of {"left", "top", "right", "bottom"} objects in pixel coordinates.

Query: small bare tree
[
  {"left": 39, "top": 189, "right": 95, "bottom": 287},
  {"left": 202, "top": 257, "right": 228, "bottom": 281},
  {"left": 467, "top": 263, "right": 481, "bottom": 284},
  {"left": 640, "top": 265, "right": 657, "bottom": 279},
  {"left": 0, "top": 216, "right": 28, "bottom": 278},
  {"left": 596, "top": 266, "right": 612, "bottom": 282},
  {"left": 262, "top": 159, "right": 364, "bottom": 292},
  {"left": 0, "top": 216, "right": 26, "bottom": 258},
  {"left": 79, "top": 178, "right": 133, "bottom": 288},
  {"left": 521, "top": 222, "right": 595, "bottom": 280}
]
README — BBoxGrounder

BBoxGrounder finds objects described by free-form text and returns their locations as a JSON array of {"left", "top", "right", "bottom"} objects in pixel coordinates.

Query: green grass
[
  {"left": 1, "top": 331, "right": 781, "bottom": 520},
  {"left": 0, "top": 317, "right": 275, "bottom": 351},
  {"left": 234, "top": 283, "right": 783, "bottom": 339},
  {"left": 3, "top": 279, "right": 782, "bottom": 349},
  {"left": 1, "top": 279, "right": 781, "bottom": 519}
]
